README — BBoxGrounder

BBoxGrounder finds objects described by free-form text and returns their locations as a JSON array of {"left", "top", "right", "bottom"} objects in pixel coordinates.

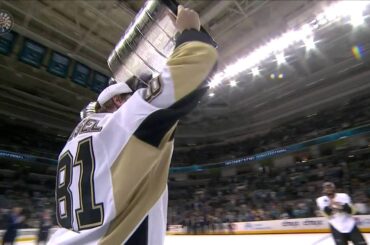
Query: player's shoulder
[
  {"left": 336, "top": 193, "right": 350, "bottom": 199},
  {"left": 316, "top": 195, "right": 326, "bottom": 202},
  {"left": 316, "top": 195, "right": 330, "bottom": 204},
  {"left": 114, "top": 89, "right": 159, "bottom": 115},
  {"left": 316, "top": 196, "right": 331, "bottom": 208}
]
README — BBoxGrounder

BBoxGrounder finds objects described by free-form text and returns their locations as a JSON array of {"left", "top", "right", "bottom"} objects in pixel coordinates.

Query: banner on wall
[
  {"left": 19, "top": 39, "right": 46, "bottom": 67},
  {"left": 91, "top": 72, "right": 109, "bottom": 93},
  {"left": 71, "top": 62, "right": 91, "bottom": 86},
  {"left": 47, "top": 51, "right": 70, "bottom": 78},
  {"left": 0, "top": 31, "right": 16, "bottom": 55}
]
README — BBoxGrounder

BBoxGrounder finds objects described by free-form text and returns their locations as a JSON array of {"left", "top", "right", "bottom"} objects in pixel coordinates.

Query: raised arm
[
  {"left": 139, "top": 5, "right": 218, "bottom": 109},
  {"left": 133, "top": 6, "right": 218, "bottom": 147}
]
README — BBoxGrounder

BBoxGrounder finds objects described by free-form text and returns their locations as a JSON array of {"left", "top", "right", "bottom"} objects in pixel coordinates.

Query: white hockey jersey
[
  {"left": 48, "top": 30, "right": 218, "bottom": 245},
  {"left": 316, "top": 193, "right": 356, "bottom": 233}
]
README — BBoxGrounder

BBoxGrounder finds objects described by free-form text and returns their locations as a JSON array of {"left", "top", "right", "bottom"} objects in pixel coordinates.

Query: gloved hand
[{"left": 175, "top": 5, "right": 201, "bottom": 33}]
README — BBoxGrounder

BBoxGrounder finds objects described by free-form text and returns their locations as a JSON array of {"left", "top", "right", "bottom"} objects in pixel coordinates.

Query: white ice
[{"left": 15, "top": 233, "right": 370, "bottom": 245}]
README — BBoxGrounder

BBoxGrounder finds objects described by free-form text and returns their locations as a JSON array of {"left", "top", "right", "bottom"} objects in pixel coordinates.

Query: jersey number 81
[{"left": 56, "top": 137, "right": 104, "bottom": 231}]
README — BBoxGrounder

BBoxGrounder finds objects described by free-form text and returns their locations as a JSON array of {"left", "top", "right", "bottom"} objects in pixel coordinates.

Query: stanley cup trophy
[
  {"left": 80, "top": 0, "right": 216, "bottom": 119},
  {"left": 107, "top": 0, "right": 216, "bottom": 88}
]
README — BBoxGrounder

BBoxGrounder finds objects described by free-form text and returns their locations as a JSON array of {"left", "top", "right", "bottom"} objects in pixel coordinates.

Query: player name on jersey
[{"left": 68, "top": 119, "right": 102, "bottom": 142}]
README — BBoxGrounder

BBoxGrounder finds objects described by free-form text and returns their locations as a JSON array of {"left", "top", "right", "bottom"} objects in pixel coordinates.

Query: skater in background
[
  {"left": 1, "top": 207, "right": 25, "bottom": 245},
  {"left": 316, "top": 182, "right": 367, "bottom": 245},
  {"left": 37, "top": 209, "right": 52, "bottom": 245}
]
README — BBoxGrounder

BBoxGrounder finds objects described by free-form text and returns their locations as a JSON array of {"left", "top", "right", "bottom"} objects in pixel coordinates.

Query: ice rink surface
[
  {"left": 15, "top": 233, "right": 370, "bottom": 245},
  {"left": 164, "top": 234, "right": 370, "bottom": 245}
]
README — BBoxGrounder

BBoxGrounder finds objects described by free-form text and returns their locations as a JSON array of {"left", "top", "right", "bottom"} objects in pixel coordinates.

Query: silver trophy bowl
[
  {"left": 108, "top": 0, "right": 216, "bottom": 86},
  {"left": 108, "top": 0, "right": 178, "bottom": 85}
]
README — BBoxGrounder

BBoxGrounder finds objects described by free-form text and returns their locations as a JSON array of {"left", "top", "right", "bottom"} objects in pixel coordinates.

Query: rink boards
[
  {"left": 1, "top": 215, "right": 370, "bottom": 244},
  {"left": 168, "top": 215, "right": 370, "bottom": 235}
]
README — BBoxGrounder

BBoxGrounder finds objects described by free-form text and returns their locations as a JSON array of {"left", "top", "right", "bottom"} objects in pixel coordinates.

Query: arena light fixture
[
  {"left": 276, "top": 52, "right": 286, "bottom": 65},
  {"left": 322, "top": 8, "right": 338, "bottom": 22},
  {"left": 209, "top": 80, "right": 218, "bottom": 89},
  {"left": 209, "top": 80, "right": 219, "bottom": 89},
  {"left": 316, "top": 13, "right": 329, "bottom": 27},
  {"left": 229, "top": 80, "right": 238, "bottom": 87},
  {"left": 209, "top": 72, "right": 225, "bottom": 88},
  {"left": 209, "top": 92, "right": 215, "bottom": 97},
  {"left": 299, "top": 24, "right": 313, "bottom": 37},
  {"left": 350, "top": 11, "right": 365, "bottom": 27},
  {"left": 312, "top": 1, "right": 368, "bottom": 29},
  {"left": 252, "top": 67, "right": 260, "bottom": 76},
  {"left": 224, "top": 60, "right": 245, "bottom": 77},
  {"left": 338, "top": 1, "right": 367, "bottom": 17},
  {"left": 303, "top": 36, "right": 316, "bottom": 51},
  {"left": 247, "top": 49, "right": 268, "bottom": 67},
  {"left": 209, "top": 0, "right": 370, "bottom": 88},
  {"left": 350, "top": 2, "right": 368, "bottom": 27}
]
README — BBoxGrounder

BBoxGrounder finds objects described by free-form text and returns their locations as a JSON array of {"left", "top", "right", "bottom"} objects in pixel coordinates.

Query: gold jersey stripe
[
  {"left": 100, "top": 125, "right": 176, "bottom": 245},
  {"left": 167, "top": 41, "right": 218, "bottom": 101}
]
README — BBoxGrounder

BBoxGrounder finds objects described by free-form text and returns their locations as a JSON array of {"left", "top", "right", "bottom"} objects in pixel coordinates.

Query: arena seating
[
  {"left": 0, "top": 93, "right": 369, "bottom": 231},
  {"left": 167, "top": 145, "right": 370, "bottom": 232},
  {"left": 173, "top": 93, "right": 370, "bottom": 166},
  {"left": 0, "top": 140, "right": 369, "bottom": 231}
]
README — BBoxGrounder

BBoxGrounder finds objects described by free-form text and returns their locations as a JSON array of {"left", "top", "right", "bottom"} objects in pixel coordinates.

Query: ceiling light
[
  {"left": 323, "top": 8, "right": 339, "bottom": 22},
  {"left": 276, "top": 52, "right": 286, "bottom": 65},
  {"left": 209, "top": 80, "right": 220, "bottom": 88},
  {"left": 208, "top": 0, "right": 370, "bottom": 87},
  {"left": 224, "top": 60, "right": 245, "bottom": 77},
  {"left": 299, "top": 24, "right": 313, "bottom": 38},
  {"left": 303, "top": 36, "right": 316, "bottom": 51},
  {"left": 316, "top": 13, "right": 329, "bottom": 26},
  {"left": 312, "top": 21, "right": 320, "bottom": 29},
  {"left": 229, "top": 80, "right": 238, "bottom": 87},
  {"left": 209, "top": 72, "right": 224, "bottom": 88},
  {"left": 249, "top": 48, "right": 270, "bottom": 64},
  {"left": 209, "top": 92, "right": 215, "bottom": 97},
  {"left": 332, "top": 1, "right": 367, "bottom": 27},
  {"left": 350, "top": 12, "right": 365, "bottom": 27},
  {"left": 252, "top": 67, "right": 260, "bottom": 76}
]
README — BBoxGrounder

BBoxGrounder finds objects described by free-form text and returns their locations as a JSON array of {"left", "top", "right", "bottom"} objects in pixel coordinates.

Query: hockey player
[
  {"left": 48, "top": 5, "right": 217, "bottom": 245},
  {"left": 316, "top": 182, "right": 367, "bottom": 245}
]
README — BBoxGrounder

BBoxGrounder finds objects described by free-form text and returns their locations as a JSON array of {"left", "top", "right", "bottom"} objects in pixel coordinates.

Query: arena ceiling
[{"left": 1, "top": 0, "right": 370, "bottom": 151}]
